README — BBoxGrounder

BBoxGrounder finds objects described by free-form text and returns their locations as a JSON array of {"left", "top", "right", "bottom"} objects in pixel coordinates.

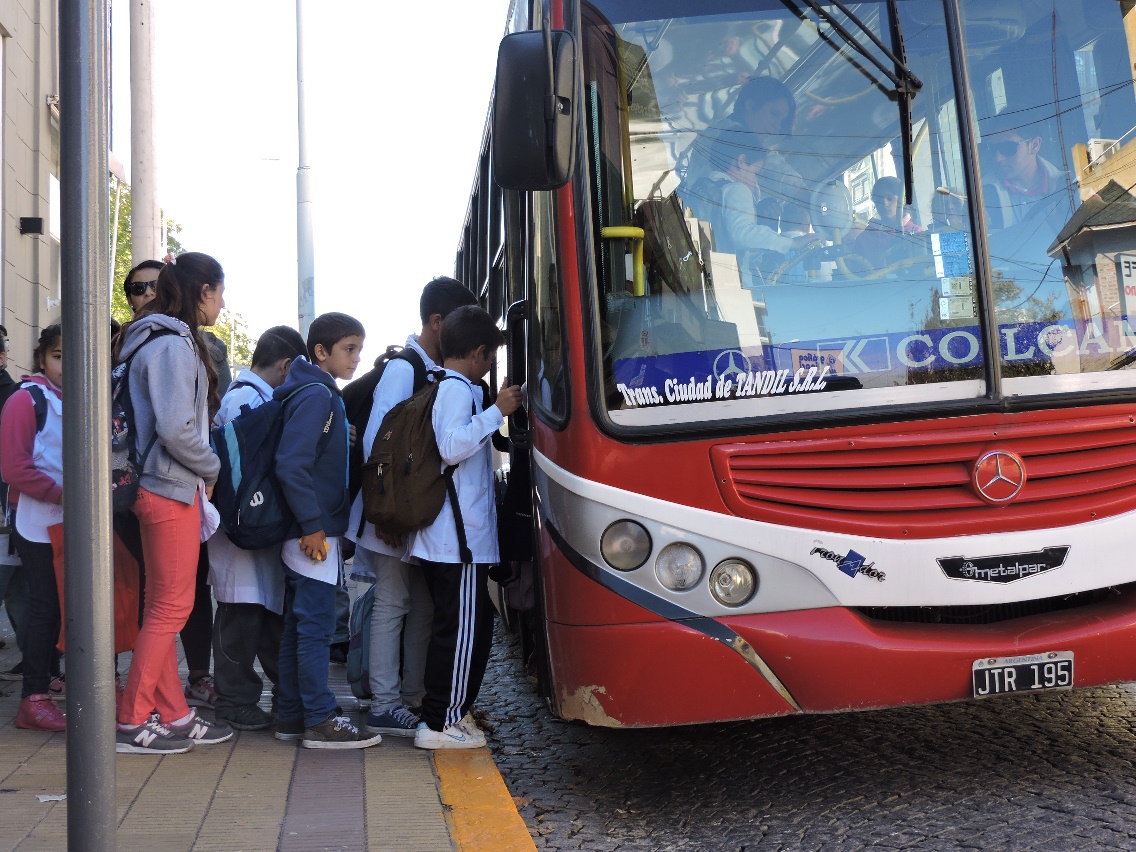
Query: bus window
[
  {"left": 581, "top": 0, "right": 988, "bottom": 427},
  {"left": 965, "top": 0, "right": 1136, "bottom": 390},
  {"left": 532, "top": 189, "right": 568, "bottom": 420}
]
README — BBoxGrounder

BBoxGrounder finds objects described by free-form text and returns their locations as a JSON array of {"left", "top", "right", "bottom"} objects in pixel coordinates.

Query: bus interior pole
[
  {"left": 59, "top": 0, "right": 116, "bottom": 848},
  {"left": 296, "top": 0, "right": 315, "bottom": 336}
]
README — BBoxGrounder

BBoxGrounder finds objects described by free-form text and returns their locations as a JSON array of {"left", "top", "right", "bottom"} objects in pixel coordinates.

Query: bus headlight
[
  {"left": 654, "top": 543, "right": 704, "bottom": 591},
  {"left": 600, "top": 520, "right": 651, "bottom": 571},
  {"left": 710, "top": 559, "right": 757, "bottom": 606}
]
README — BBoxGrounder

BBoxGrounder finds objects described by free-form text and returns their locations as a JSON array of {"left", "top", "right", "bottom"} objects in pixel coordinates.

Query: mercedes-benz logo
[
  {"left": 713, "top": 349, "right": 752, "bottom": 382},
  {"left": 972, "top": 450, "right": 1027, "bottom": 504}
]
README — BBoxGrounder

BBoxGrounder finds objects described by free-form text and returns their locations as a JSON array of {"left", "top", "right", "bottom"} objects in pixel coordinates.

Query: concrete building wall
[{"left": 0, "top": 0, "right": 56, "bottom": 376}]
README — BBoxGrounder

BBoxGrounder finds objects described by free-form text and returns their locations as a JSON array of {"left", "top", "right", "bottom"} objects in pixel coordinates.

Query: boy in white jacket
[
  {"left": 208, "top": 326, "right": 307, "bottom": 730},
  {"left": 410, "top": 306, "right": 522, "bottom": 749}
]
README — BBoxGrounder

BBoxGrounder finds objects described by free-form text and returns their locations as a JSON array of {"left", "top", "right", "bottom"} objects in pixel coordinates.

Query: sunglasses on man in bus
[
  {"left": 987, "top": 139, "right": 1027, "bottom": 158},
  {"left": 127, "top": 280, "right": 157, "bottom": 297}
]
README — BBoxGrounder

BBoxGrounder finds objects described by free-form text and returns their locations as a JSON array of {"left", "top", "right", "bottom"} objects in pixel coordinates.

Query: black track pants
[{"left": 418, "top": 561, "right": 494, "bottom": 731}]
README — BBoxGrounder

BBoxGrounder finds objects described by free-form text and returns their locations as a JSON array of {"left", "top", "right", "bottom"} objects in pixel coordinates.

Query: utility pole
[
  {"left": 296, "top": 0, "right": 315, "bottom": 335},
  {"left": 60, "top": 0, "right": 116, "bottom": 848},
  {"left": 129, "top": 0, "right": 161, "bottom": 261}
]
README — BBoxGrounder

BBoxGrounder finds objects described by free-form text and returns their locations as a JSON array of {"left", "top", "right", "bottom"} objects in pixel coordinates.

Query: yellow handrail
[{"left": 601, "top": 226, "right": 645, "bottom": 296}]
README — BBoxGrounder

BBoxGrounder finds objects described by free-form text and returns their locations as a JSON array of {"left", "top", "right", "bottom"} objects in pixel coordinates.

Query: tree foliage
[{"left": 206, "top": 310, "right": 255, "bottom": 368}]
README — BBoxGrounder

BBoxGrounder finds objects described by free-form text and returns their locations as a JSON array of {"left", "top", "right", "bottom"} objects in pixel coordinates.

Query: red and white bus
[{"left": 458, "top": 0, "right": 1136, "bottom": 727}]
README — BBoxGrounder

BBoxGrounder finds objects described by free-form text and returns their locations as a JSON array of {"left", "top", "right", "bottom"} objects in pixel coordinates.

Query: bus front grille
[
  {"left": 854, "top": 585, "right": 1123, "bottom": 625},
  {"left": 710, "top": 406, "right": 1136, "bottom": 538}
]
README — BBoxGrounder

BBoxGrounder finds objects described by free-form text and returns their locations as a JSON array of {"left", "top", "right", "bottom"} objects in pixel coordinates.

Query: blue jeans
[{"left": 278, "top": 567, "right": 337, "bottom": 728}]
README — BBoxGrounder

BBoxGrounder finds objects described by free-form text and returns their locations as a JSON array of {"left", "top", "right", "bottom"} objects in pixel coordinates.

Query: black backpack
[
  {"left": 110, "top": 329, "right": 178, "bottom": 513},
  {"left": 341, "top": 346, "right": 427, "bottom": 501}
]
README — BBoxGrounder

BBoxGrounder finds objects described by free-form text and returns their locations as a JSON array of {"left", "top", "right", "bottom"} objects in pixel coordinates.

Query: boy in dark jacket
[{"left": 274, "top": 312, "right": 381, "bottom": 749}]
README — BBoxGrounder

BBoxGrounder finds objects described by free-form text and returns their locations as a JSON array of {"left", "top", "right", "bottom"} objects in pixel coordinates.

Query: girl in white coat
[{"left": 0, "top": 325, "right": 65, "bottom": 731}]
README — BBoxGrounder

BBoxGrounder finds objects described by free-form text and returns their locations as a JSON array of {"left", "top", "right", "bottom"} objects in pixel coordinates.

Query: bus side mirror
[{"left": 492, "top": 30, "right": 576, "bottom": 191}]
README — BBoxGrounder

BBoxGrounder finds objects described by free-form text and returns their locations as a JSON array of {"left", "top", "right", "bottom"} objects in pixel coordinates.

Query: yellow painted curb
[{"left": 433, "top": 748, "right": 536, "bottom": 851}]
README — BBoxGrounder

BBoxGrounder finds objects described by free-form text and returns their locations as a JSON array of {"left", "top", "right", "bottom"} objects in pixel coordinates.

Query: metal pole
[
  {"left": 296, "top": 0, "right": 316, "bottom": 335},
  {"left": 59, "top": 1, "right": 116, "bottom": 849},
  {"left": 129, "top": 0, "right": 161, "bottom": 261}
]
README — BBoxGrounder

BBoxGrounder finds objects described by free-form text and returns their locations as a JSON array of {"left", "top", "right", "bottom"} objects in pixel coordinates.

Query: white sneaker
[
  {"left": 413, "top": 721, "right": 483, "bottom": 750},
  {"left": 457, "top": 715, "right": 487, "bottom": 747}
]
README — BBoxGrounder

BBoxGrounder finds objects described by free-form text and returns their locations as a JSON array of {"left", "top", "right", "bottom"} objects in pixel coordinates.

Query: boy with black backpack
[
  {"left": 345, "top": 277, "right": 476, "bottom": 738},
  {"left": 408, "top": 305, "right": 522, "bottom": 750},
  {"left": 274, "top": 312, "right": 381, "bottom": 749}
]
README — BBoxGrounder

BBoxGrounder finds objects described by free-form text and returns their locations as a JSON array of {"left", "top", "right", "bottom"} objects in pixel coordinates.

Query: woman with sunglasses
[
  {"left": 122, "top": 259, "right": 229, "bottom": 717},
  {"left": 123, "top": 260, "right": 164, "bottom": 315}
]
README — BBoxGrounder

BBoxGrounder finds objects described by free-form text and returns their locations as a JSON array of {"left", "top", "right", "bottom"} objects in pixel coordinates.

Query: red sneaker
[{"left": 15, "top": 694, "right": 66, "bottom": 732}]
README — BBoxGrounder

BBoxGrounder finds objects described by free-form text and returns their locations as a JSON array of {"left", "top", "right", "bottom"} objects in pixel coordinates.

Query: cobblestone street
[{"left": 481, "top": 623, "right": 1136, "bottom": 851}]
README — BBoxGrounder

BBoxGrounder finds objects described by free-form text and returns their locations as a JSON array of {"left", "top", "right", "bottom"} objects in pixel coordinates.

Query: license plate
[{"left": 972, "top": 651, "right": 1074, "bottom": 698}]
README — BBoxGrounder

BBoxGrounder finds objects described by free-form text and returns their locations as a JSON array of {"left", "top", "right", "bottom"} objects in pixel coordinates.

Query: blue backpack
[
  {"left": 209, "top": 381, "right": 330, "bottom": 550},
  {"left": 346, "top": 583, "right": 374, "bottom": 700}
]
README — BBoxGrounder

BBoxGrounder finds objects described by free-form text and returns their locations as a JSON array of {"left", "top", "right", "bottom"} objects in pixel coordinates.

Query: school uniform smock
[
  {"left": 711, "top": 171, "right": 795, "bottom": 252},
  {"left": 408, "top": 370, "right": 504, "bottom": 566},
  {"left": 346, "top": 334, "right": 437, "bottom": 565},
  {"left": 207, "top": 369, "right": 285, "bottom": 614},
  {"left": 0, "top": 376, "right": 63, "bottom": 544}
]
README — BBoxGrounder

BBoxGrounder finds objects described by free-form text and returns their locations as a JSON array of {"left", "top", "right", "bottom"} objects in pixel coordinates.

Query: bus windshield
[{"left": 582, "top": 0, "right": 1136, "bottom": 427}]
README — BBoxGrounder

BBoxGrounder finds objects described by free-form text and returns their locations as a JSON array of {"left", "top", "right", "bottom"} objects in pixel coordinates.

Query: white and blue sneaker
[
  {"left": 413, "top": 720, "right": 484, "bottom": 750},
  {"left": 458, "top": 715, "right": 487, "bottom": 747}
]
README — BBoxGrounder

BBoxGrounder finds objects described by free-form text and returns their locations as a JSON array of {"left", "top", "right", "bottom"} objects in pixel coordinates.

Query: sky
[{"left": 110, "top": 0, "right": 512, "bottom": 353}]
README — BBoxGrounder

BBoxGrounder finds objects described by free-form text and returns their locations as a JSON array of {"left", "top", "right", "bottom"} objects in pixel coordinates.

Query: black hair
[
  {"left": 307, "top": 312, "right": 366, "bottom": 362},
  {"left": 252, "top": 325, "right": 307, "bottom": 368},
  {"left": 115, "top": 251, "right": 224, "bottom": 412},
  {"left": 440, "top": 305, "right": 504, "bottom": 361},
  {"left": 33, "top": 323, "right": 63, "bottom": 372},
  {"left": 871, "top": 176, "right": 903, "bottom": 203},
  {"left": 733, "top": 76, "right": 796, "bottom": 133},
  {"left": 122, "top": 259, "right": 166, "bottom": 296},
  {"left": 420, "top": 276, "right": 477, "bottom": 324}
]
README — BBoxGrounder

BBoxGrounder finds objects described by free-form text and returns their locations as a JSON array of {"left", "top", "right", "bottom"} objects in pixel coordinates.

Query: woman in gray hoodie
[{"left": 113, "top": 252, "right": 234, "bottom": 755}]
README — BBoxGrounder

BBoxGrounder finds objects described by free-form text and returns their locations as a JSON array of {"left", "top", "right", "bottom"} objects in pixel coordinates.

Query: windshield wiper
[
  {"left": 1108, "top": 348, "right": 1136, "bottom": 371},
  {"left": 797, "top": 0, "right": 923, "bottom": 205}
]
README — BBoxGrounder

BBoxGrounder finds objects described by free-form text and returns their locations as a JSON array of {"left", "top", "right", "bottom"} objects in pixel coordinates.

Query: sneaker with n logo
[
  {"left": 115, "top": 719, "right": 195, "bottom": 755},
  {"left": 168, "top": 710, "right": 234, "bottom": 745}
]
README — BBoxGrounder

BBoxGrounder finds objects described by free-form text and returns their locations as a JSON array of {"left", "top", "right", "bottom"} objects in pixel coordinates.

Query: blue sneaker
[{"left": 366, "top": 706, "right": 420, "bottom": 737}]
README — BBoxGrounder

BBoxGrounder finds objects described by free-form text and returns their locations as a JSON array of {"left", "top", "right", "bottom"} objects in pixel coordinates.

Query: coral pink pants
[{"left": 119, "top": 488, "right": 199, "bottom": 725}]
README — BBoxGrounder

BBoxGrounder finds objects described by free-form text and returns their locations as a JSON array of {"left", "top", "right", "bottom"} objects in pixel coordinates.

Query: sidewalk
[{"left": 0, "top": 615, "right": 534, "bottom": 851}]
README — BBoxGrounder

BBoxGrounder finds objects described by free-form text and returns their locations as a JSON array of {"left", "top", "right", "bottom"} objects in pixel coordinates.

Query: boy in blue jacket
[
  {"left": 409, "top": 305, "right": 522, "bottom": 749},
  {"left": 275, "top": 312, "right": 381, "bottom": 749}
]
